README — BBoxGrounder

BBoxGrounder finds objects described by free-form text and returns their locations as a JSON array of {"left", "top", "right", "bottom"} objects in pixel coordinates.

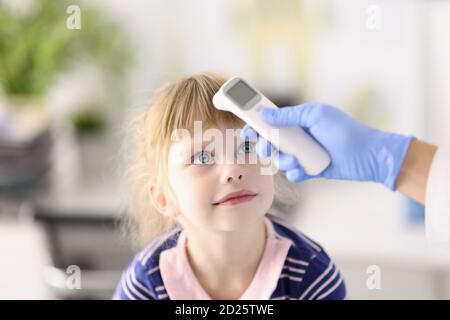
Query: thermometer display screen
[{"left": 226, "top": 80, "right": 258, "bottom": 109}]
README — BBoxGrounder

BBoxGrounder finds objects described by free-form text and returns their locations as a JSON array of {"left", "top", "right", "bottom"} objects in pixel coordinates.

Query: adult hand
[{"left": 241, "top": 103, "right": 415, "bottom": 190}]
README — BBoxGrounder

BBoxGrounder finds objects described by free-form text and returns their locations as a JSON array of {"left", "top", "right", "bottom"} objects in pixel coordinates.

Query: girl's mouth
[{"left": 213, "top": 191, "right": 258, "bottom": 206}]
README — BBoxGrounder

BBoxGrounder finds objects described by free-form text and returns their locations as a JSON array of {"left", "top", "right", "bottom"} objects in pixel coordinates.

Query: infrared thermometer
[{"left": 212, "top": 77, "right": 330, "bottom": 175}]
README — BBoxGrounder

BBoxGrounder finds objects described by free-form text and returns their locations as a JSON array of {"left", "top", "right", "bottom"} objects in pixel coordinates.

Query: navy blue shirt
[{"left": 114, "top": 213, "right": 346, "bottom": 300}]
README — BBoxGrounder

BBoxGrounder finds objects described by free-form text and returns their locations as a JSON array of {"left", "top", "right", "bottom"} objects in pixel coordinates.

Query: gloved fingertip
[
  {"left": 256, "top": 138, "right": 272, "bottom": 158},
  {"left": 286, "top": 168, "right": 305, "bottom": 183},
  {"left": 240, "top": 125, "right": 258, "bottom": 141},
  {"left": 274, "top": 152, "right": 299, "bottom": 171}
]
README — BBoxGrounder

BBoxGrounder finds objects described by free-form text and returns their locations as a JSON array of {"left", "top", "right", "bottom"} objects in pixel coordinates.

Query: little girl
[{"left": 114, "top": 72, "right": 346, "bottom": 300}]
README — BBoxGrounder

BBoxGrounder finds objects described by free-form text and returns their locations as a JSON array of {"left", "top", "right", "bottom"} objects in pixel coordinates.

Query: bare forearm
[{"left": 396, "top": 139, "right": 438, "bottom": 204}]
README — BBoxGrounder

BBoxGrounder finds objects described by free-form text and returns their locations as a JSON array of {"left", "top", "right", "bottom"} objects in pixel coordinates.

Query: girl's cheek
[{"left": 193, "top": 175, "right": 216, "bottom": 202}]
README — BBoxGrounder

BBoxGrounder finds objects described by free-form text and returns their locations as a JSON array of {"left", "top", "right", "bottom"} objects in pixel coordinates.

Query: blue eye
[
  {"left": 192, "top": 150, "right": 214, "bottom": 165},
  {"left": 239, "top": 141, "right": 256, "bottom": 154}
]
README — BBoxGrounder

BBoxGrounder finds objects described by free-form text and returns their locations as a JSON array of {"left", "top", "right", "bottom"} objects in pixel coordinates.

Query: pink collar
[{"left": 159, "top": 216, "right": 293, "bottom": 299}]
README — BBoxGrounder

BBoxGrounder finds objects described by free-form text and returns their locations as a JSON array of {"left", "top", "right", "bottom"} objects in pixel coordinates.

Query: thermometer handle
[{"left": 243, "top": 97, "right": 330, "bottom": 175}]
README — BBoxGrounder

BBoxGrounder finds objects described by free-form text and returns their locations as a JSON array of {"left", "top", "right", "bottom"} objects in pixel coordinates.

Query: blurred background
[{"left": 0, "top": 0, "right": 449, "bottom": 299}]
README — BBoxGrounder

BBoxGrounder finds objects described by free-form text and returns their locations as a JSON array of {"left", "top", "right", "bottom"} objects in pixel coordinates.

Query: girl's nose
[
  {"left": 220, "top": 167, "right": 245, "bottom": 184},
  {"left": 226, "top": 173, "right": 244, "bottom": 183}
]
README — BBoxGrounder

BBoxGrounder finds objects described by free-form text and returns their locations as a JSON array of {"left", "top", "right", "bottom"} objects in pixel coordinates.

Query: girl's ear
[{"left": 150, "top": 185, "right": 180, "bottom": 218}]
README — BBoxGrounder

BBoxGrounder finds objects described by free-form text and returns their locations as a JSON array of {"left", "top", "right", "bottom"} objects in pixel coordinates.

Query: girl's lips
[
  {"left": 214, "top": 194, "right": 257, "bottom": 206},
  {"left": 213, "top": 189, "right": 257, "bottom": 204}
]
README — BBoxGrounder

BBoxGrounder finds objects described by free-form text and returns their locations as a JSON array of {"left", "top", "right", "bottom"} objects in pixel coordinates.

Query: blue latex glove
[{"left": 241, "top": 103, "right": 415, "bottom": 191}]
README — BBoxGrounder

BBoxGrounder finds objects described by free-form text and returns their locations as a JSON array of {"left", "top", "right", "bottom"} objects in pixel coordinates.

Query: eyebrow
[
  {"left": 173, "top": 140, "right": 211, "bottom": 158},
  {"left": 176, "top": 130, "right": 246, "bottom": 155}
]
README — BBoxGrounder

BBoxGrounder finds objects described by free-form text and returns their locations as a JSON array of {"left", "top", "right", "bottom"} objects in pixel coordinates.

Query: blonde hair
[{"left": 120, "top": 72, "right": 300, "bottom": 250}]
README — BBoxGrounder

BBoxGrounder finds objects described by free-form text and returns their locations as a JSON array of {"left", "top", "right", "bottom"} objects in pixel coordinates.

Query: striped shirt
[{"left": 113, "top": 213, "right": 346, "bottom": 300}]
